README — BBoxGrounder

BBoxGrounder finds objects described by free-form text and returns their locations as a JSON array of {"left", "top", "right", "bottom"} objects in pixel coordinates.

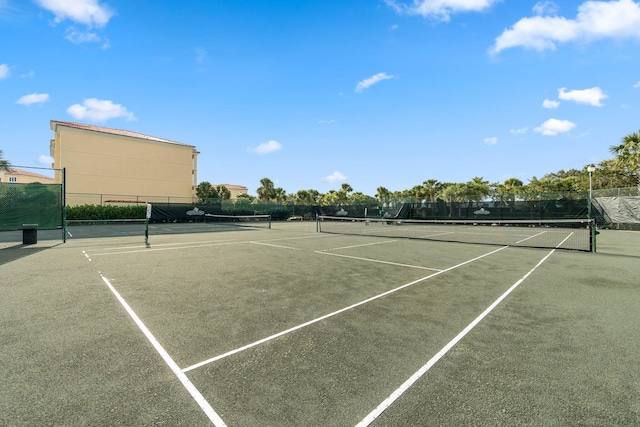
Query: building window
[{"left": 9, "top": 177, "right": 17, "bottom": 182}]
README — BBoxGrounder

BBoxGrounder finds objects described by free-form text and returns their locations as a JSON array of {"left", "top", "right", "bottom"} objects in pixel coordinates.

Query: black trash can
[{"left": 23, "top": 228, "right": 38, "bottom": 245}]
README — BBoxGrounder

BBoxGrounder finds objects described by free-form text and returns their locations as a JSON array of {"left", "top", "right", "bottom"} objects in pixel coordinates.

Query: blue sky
[{"left": 1, "top": 0, "right": 640, "bottom": 196}]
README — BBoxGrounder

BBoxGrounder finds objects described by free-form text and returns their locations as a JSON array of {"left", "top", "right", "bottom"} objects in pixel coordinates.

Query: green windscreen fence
[{"left": 0, "top": 182, "right": 64, "bottom": 232}]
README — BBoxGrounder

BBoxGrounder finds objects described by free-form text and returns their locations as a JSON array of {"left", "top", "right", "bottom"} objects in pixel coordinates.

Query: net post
[
  {"left": 590, "top": 219, "right": 597, "bottom": 253},
  {"left": 268, "top": 214, "right": 272, "bottom": 229},
  {"left": 145, "top": 203, "right": 152, "bottom": 245}
]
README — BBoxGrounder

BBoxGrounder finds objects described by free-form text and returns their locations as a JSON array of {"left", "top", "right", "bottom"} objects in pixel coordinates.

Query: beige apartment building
[
  {"left": 0, "top": 168, "right": 55, "bottom": 184},
  {"left": 217, "top": 183, "right": 248, "bottom": 198},
  {"left": 49, "top": 120, "right": 198, "bottom": 206}
]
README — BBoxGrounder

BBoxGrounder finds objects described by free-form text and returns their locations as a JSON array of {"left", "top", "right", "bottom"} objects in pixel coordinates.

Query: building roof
[
  {"left": 50, "top": 120, "right": 196, "bottom": 149},
  {"left": 218, "top": 184, "right": 248, "bottom": 190},
  {"left": 4, "top": 168, "right": 54, "bottom": 180}
]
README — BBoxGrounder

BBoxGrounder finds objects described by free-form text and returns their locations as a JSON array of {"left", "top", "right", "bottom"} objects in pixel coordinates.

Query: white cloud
[
  {"left": 323, "top": 171, "right": 346, "bottom": 183},
  {"left": 534, "top": 118, "right": 576, "bottom": 135},
  {"left": 249, "top": 140, "right": 282, "bottom": 154},
  {"left": 39, "top": 155, "right": 54, "bottom": 166},
  {"left": 67, "top": 98, "right": 136, "bottom": 122},
  {"left": 0, "top": 63, "right": 9, "bottom": 79},
  {"left": 543, "top": 99, "right": 560, "bottom": 109},
  {"left": 65, "top": 28, "right": 104, "bottom": 45},
  {"left": 484, "top": 136, "right": 498, "bottom": 145},
  {"left": 633, "top": 81, "right": 640, "bottom": 88},
  {"left": 533, "top": 1, "right": 559, "bottom": 16},
  {"left": 36, "top": 0, "right": 114, "bottom": 27},
  {"left": 558, "top": 86, "right": 607, "bottom": 106},
  {"left": 491, "top": 0, "right": 640, "bottom": 55},
  {"left": 16, "top": 93, "right": 50, "bottom": 106},
  {"left": 385, "top": 0, "right": 500, "bottom": 22},
  {"left": 510, "top": 127, "right": 528, "bottom": 134},
  {"left": 355, "top": 72, "right": 395, "bottom": 93}
]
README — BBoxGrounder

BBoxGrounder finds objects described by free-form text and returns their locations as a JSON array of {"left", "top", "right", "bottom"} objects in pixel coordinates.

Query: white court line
[
  {"left": 418, "top": 231, "right": 455, "bottom": 239},
  {"left": 89, "top": 241, "right": 252, "bottom": 256},
  {"left": 87, "top": 234, "right": 326, "bottom": 256},
  {"left": 326, "top": 240, "right": 397, "bottom": 251},
  {"left": 357, "top": 246, "right": 561, "bottom": 426},
  {"left": 181, "top": 245, "right": 508, "bottom": 373},
  {"left": 250, "top": 241, "right": 300, "bottom": 250},
  {"left": 516, "top": 230, "right": 547, "bottom": 244},
  {"left": 97, "top": 272, "right": 226, "bottom": 426},
  {"left": 315, "top": 251, "right": 442, "bottom": 272}
]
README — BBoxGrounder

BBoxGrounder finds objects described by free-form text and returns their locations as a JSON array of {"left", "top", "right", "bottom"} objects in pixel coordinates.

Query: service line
[
  {"left": 181, "top": 245, "right": 508, "bottom": 373},
  {"left": 315, "top": 251, "right": 442, "bottom": 272}
]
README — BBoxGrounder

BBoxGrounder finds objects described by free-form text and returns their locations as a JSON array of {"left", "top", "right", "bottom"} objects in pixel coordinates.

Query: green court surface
[{"left": 1, "top": 222, "right": 639, "bottom": 426}]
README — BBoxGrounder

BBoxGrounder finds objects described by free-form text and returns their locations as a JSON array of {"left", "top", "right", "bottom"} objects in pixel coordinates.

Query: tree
[
  {"left": 493, "top": 178, "right": 524, "bottom": 211},
  {"left": 440, "top": 183, "right": 466, "bottom": 217},
  {"left": 592, "top": 159, "right": 636, "bottom": 189},
  {"left": 236, "top": 193, "right": 255, "bottom": 203},
  {"left": 349, "top": 192, "right": 377, "bottom": 205},
  {"left": 293, "top": 189, "right": 321, "bottom": 205},
  {"left": 196, "top": 181, "right": 216, "bottom": 202},
  {"left": 422, "top": 179, "right": 442, "bottom": 203},
  {"left": 322, "top": 190, "right": 340, "bottom": 206},
  {"left": 256, "top": 177, "right": 276, "bottom": 202},
  {"left": 273, "top": 187, "right": 287, "bottom": 204},
  {"left": 375, "top": 186, "right": 391, "bottom": 204},
  {"left": 0, "top": 150, "right": 10, "bottom": 172},
  {"left": 215, "top": 185, "right": 231, "bottom": 200},
  {"left": 465, "top": 177, "right": 489, "bottom": 205},
  {"left": 610, "top": 129, "right": 640, "bottom": 193},
  {"left": 340, "top": 183, "right": 353, "bottom": 195},
  {"left": 196, "top": 182, "right": 231, "bottom": 202}
]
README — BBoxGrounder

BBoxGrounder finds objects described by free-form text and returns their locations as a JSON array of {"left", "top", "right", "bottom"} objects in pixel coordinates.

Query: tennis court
[{"left": 1, "top": 220, "right": 639, "bottom": 426}]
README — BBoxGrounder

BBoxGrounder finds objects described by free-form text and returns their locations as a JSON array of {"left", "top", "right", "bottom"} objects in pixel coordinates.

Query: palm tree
[
  {"left": 215, "top": 185, "right": 231, "bottom": 200},
  {"left": 273, "top": 187, "right": 287, "bottom": 204},
  {"left": 422, "top": 179, "right": 441, "bottom": 203},
  {"left": 0, "top": 150, "right": 10, "bottom": 172},
  {"left": 375, "top": 186, "right": 390, "bottom": 204},
  {"left": 256, "top": 177, "right": 276, "bottom": 202},
  {"left": 466, "top": 177, "right": 490, "bottom": 207},
  {"left": 196, "top": 181, "right": 216, "bottom": 202},
  {"left": 610, "top": 130, "right": 640, "bottom": 194},
  {"left": 340, "top": 183, "right": 353, "bottom": 194}
]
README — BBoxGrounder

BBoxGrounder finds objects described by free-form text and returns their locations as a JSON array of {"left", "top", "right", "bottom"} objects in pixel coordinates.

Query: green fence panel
[{"left": 0, "top": 183, "right": 63, "bottom": 231}]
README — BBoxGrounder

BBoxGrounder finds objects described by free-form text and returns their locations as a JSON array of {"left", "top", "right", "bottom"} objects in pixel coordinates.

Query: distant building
[
  {"left": 217, "top": 184, "right": 248, "bottom": 198},
  {"left": 0, "top": 168, "right": 55, "bottom": 184},
  {"left": 49, "top": 120, "right": 199, "bottom": 206}
]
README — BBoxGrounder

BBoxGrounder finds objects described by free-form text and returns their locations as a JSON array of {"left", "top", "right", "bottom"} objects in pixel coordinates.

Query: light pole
[
  {"left": 587, "top": 165, "right": 596, "bottom": 220},
  {"left": 587, "top": 165, "right": 596, "bottom": 252}
]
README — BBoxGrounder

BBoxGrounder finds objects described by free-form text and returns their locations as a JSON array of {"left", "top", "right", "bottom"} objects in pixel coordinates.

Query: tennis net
[
  {"left": 317, "top": 216, "right": 594, "bottom": 252},
  {"left": 204, "top": 213, "right": 272, "bottom": 229},
  {"left": 65, "top": 219, "right": 148, "bottom": 239},
  {"left": 65, "top": 214, "right": 271, "bottom": 240}
]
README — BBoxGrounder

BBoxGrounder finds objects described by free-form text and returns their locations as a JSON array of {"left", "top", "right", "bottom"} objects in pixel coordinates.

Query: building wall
[
  {"left": 0, "top": 168, "right": 55, "bottom": 184},
  {"left": 50, "top": 121, "right": 198, "bottom": 205}
]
